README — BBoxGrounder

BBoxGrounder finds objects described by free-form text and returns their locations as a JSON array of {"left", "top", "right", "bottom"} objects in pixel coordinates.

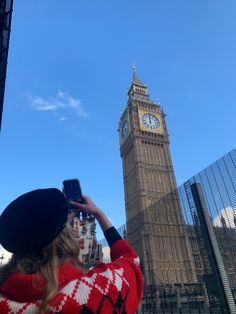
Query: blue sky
[{"left": 1, "top": 0, "right": 236, "bottom": 239}]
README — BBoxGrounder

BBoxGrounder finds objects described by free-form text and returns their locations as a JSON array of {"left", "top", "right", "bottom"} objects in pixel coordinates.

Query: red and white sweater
[{"left": 0, "top": 229, "right": 143, "bottom": 313}]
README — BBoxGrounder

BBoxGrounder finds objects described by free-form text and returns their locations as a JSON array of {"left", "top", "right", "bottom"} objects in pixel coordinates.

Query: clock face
[
  {"left": 142, "top": 113, "right": 160, "bottom": 129},
  {"left": 121, "top": 120, "right": 129, "bottom": 139}
]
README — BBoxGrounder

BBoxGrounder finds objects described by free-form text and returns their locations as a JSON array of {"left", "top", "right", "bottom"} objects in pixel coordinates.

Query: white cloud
[
  {"left": 59, "top": 117, "right": 69, "bottom": 122},
  {"left": 28, "top": 90, "right": 89, "bottom": 119},
  {"left": 213, "top": 207, "right": 236, "bottom": 228},
  {"left": 0, "top": 246, "right": 12, "bottom": 265}
]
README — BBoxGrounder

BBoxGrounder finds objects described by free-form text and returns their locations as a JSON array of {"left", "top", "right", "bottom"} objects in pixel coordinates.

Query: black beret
[{"left": 0, "top": 188, "right": 68, "bottom": 254}]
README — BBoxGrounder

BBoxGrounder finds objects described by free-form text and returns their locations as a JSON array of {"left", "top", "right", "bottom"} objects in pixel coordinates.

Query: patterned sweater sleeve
[{"left": 85, "top": 227, "right": 143, "bottom": 313}]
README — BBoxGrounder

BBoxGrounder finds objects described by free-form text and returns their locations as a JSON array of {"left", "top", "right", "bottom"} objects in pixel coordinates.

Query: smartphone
[
  {"left": 62, "top": 179, "right": 88, "bottom": 220},
  {"left": 63, "top": 178, "right": 84, "bottom": 206}
]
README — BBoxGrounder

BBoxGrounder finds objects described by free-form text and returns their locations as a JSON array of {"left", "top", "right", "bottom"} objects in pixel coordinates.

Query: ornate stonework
[{"left": 119, "top": 68, "right": 197, "bottom": 285}]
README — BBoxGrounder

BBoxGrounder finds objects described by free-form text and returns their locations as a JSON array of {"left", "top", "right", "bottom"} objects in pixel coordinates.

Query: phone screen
[{"left": 63, "top": 179, "right": 83, "bottom": 204}]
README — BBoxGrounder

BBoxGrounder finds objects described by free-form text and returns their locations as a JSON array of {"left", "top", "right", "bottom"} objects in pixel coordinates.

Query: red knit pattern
[{"left": 0, "top": 240, "right": 143, "bottom": 313}]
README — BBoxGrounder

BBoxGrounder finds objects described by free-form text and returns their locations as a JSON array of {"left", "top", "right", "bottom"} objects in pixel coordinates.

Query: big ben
[{"left": 119, "top": 66, "right": 196, "bottom": 286}]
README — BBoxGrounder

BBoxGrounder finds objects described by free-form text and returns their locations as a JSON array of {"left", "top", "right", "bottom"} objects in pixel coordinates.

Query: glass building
[{"left": 180, "top": 148, "right": 236, "bottom": 313}]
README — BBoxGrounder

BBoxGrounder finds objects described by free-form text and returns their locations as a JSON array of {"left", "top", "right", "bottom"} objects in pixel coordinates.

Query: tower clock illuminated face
[
  {"left": 121, "top": 120, "right": 129, "bottom": 139},
  {"left": 142, "top": 113, "right": 160, "bottom": 129}
]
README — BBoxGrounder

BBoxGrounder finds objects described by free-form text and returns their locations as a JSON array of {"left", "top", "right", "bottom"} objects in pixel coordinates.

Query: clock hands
[
  {"left": 142, "top": 113, "right": 160, "bottom": 129},
  {"left": 149, "top": 115, "right": 152, "bottom": 125}
]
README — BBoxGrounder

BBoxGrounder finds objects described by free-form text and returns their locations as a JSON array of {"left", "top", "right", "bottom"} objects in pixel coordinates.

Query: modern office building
[{"left": 180, "top": 148, "right": 236, "bottom": 313}]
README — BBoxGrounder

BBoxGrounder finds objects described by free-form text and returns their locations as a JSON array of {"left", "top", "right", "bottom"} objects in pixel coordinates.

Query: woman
[{"left": 0, "top": 188, "right": 143, "bottom": 313}]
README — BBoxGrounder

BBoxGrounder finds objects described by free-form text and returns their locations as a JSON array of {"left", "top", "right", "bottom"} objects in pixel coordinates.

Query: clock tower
[{"left": 119, "top": 67, "right": 196, "bottom": 285}]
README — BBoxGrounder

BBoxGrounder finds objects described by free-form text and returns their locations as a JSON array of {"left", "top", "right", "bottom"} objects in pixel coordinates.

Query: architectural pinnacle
[
  {"left": 132, "top": 63, "right": 137, "bottom": 80},
  {"left": 131, "top": 64, "right": 145, "bottom": 87},
  {"left": 128, "top": 64, "right": 149, "bottom": 97}
]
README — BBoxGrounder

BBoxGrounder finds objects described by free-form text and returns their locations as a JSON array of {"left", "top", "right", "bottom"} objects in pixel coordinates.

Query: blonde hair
[{"left": 0, "top": 224, "right": 82, "bottom": 314}]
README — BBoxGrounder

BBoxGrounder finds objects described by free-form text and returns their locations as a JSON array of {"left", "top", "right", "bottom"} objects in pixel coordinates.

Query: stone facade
[{"left": 119, "top": 68, "right": 197, "bottom": 285}]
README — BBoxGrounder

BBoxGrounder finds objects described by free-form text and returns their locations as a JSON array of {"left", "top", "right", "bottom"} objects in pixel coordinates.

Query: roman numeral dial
[
  {"left": 142, "top": 113, "right": 160, "bottom": 129},
  {"left": 138, "top": 109, "right": 164, "bottom": 134}
]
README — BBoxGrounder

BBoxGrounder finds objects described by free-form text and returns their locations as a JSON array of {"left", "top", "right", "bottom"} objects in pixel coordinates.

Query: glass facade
[
  {"left": 180, "top": 148, "right": 236, "bottom": 226},
  {"left": 181, "top": 148, "right": 236, "bottom": 312}
]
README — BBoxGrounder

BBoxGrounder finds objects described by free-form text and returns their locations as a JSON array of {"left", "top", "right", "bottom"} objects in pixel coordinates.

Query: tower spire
[
  {"left": 128, "top": 64, "right": 148, "bottom": 97},
  {"left": 132, "top": 63, "right": 137, "bottom": 80},
  {"left": 131, "top": 64, "right": 145, "bottom": 86}
]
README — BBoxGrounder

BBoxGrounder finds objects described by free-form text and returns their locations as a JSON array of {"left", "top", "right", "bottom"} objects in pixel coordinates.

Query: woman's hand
[
  {"left": 70, "top": 195, "right": 102, "bottom": 217},
  {"left": 70, "top": 196, "right": 112, "bottom": 232}
]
